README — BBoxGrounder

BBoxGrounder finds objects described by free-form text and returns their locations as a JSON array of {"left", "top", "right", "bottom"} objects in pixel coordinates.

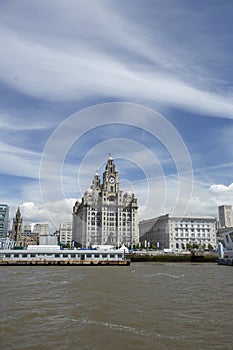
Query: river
[{"left": 1, "top": 263, "right": 232, "bottom": 350}]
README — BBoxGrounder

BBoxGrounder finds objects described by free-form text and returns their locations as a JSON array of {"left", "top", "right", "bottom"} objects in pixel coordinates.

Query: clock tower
[{"left": 102, "top": 153, "right": 119, "bottom": 196}]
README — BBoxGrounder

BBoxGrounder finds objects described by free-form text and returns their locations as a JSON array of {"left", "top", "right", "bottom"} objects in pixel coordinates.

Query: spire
[{"left": 16, "top": 206, "right": 21, "bottom": 220}]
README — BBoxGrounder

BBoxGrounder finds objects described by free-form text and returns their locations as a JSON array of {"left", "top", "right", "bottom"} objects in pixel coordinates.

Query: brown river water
[{"left": 1, "top": 263, "right": 232, "bottom": 350}]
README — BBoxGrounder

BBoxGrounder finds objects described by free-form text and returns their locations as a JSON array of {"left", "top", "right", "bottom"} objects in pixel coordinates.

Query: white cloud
[
  {"left": 20, "top": 198, "right": 75, "bottom": 232},
  {"left": 0, "top": 2, "right": 232, "bottom": 118},
  {"left": 0, "top": 141, "right": 41, "bottom": 179},
  {"left": 0, "top": 114, "right": 55, "bottom": 131},
  {"left": 209, "top": 183, "right": 233, "bottom": 194}
]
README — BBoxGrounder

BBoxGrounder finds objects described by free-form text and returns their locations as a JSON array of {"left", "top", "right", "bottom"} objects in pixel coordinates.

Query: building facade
[
  {"left": 218, "top": 205, "right": 233, "bottom": 228},
  {"left": 33, "top": 223, "right": 50, "bottom": 236},
  {"left": 139, "top": 214, "right": 217, "bottom": 251},
  {"left": 59, "top": 222, "right": 72, "bottom": 246},
  {"left": 72, "top": 155, "right": 139, "bottom": 248},
  {"left": 11, "top": 207, "right": 23, "bottom": 245},
  {"left": 21, "top": 225, "right": 39, "bottom": 246},
  {"left": 0, "top": 204, "right": 9, "bottom": 239}
]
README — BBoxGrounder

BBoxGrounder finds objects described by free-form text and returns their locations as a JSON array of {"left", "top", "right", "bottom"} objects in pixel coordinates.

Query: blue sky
[{"left": 0, "top": 0, "right": 233, "bottom": 231}]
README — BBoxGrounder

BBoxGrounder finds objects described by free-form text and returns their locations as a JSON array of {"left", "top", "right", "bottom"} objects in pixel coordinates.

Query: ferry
[
  {"left": 217, "top": 229, "right": 233, "bottom": 266},
  {"left": 0, "top": 245, "right": 130, "bottom": 266}
]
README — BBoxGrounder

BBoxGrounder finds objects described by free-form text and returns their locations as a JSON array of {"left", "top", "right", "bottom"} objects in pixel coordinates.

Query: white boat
[
  {"left": 0, "top": 245, "right": 130, "bottom": 266},
  {"left": 217, "top": 229, "right": 233, "bottom": 266}
]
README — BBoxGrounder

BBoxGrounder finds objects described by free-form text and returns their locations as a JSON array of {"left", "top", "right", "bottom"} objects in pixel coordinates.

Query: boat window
[
  {"left": 94, "top": 254, "right": 99, "bottom": 258},
  {"left": 5, "top": 254, "right": 10, "bottom": 258},
  {"left": 63, "top": 254, "right": 68, "bottom": 258},
  {"left": 86, "top": 254, "right": 92, "bottom": 258},
  {"left": 22, "top": 254, "right": 27, "bottom": 258},
  {"left": 117, "top": 254, "right": 122, "bottom": 258},
  {"left": 31, "top": 254, "right": 36, "bottom": 258},
  {"left": 14, "top": 254, "right": 19, "bottom": 258},
  {"left": 110, "top": 254, "right": 115, "bottom": 258},
  {"left": 71, "top": 254, "right": 76, "bottom": 258},
  {"left": 102, "top": 254, "right": 107, "bottom": 258},
  {"left": 55, "top": 254, "right": 60, "bottom": 258}
]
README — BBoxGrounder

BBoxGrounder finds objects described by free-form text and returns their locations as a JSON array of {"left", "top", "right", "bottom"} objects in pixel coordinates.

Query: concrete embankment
[{"left": 127, "top": 252, "right": 218, "bottom": 263}]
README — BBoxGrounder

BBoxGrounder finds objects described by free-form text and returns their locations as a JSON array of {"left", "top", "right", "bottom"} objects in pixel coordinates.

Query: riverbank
[{"left": 127, "top": 252, "right": 218, "bottom": 263}]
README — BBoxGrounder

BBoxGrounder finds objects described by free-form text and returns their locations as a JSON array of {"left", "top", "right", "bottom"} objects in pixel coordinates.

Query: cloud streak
[{"left": 0, "top": 2, "right": 232, "bottom": 117}]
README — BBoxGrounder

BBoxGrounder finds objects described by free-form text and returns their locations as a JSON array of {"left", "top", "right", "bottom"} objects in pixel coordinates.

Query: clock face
[{"left": 108, "top": 175, "right": 115, "bottom": 184}]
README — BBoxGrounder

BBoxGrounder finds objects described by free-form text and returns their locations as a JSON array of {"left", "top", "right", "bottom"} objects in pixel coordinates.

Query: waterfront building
[
  {"left": 0, "top": 204, "right": 9, "bottom": 238},
  {"left": 72, "top": 155, "right": 139, "bottom": 248},
  {"left": 218, "top": 205, "right": 233, "bottom": 228},
  {"left": 11, "top": 207, "right": 23, "bottom": 246},
  {"left": 139, "top": 214, "right": 217, "bottom": 251},
  {"left": 59, "top": 222, "right": 72, "bottom": 246}
]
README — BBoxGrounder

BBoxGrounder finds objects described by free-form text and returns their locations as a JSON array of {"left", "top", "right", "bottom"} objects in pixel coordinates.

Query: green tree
[{"left": 208, "top": 244, "right": 213, "bottom": 251}]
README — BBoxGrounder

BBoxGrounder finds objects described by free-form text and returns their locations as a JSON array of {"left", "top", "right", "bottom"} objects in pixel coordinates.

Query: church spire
[
  {"left": 16, "top": 206, "right": 21, "bottom": 220},
  {"left": 11, "top": 206, "right": 23, "bottom": 245}
]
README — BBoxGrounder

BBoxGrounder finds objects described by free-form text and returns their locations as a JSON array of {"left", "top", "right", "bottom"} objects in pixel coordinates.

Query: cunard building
[{"left": 72, "top": 155, "right": 139, "bottom": 248}]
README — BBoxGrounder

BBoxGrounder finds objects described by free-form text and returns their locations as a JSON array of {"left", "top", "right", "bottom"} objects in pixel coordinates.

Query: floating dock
[{"left": 0, "top": 246, "right": 130, "bottom": 266}]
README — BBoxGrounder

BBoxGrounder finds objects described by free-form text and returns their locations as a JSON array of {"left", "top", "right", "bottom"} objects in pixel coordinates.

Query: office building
[
  {"left": 218, "top": 205, "right": 233, "bottom": 228},
  {"left": 33, "top": 223, "right": 50, "bottom": 236},
  {"left": 139, "top": 214, "right": 217, "bottom": 251},
  {"left": 59, "top": 222, "right": 72, "bottom": 246},
  {"left": 0, "top": 204, "right": 9, "bottom": 238}
]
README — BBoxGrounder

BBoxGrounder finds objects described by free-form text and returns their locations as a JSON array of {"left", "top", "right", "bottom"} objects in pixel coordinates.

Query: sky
[{"left": 0, "top": 0, "right": 233, "bottom": 231}]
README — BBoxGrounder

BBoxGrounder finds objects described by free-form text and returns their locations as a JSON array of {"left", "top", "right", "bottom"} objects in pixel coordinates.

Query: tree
[
  {"left": 192, "top": 243, "right": 200, "bottom": 250},
  {"left": 208, "top": 243, "right": 213, "bottom": 251}
]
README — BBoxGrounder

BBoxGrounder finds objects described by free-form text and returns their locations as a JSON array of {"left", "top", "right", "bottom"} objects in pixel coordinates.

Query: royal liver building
[{"left": 72, "top": 155, "right": 139, "bottom": 248}]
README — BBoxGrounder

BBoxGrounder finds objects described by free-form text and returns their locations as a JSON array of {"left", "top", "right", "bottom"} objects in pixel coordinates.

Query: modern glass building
[{"left": 0, "top": 204, "right": 9, "bottom": 238}]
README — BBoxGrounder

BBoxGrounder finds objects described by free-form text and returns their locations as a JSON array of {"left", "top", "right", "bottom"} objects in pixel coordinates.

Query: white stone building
[
  {"left": 72, "top": 155, "right": 139, "bottom": 248},
  {"left": 139, "top": 214, "right": 217, "bottom": 251},
  {"left": 59, "top": 222, "right": 72, "bottom": 246}
]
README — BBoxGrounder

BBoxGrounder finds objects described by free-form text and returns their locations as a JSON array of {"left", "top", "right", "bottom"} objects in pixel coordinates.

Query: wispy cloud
[{"left": 0, "top": 2, "right": 232, "bottom": 117}]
